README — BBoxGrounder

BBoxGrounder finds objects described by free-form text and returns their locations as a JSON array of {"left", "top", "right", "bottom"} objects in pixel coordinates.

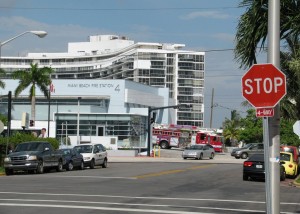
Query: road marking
[
  {"left": 134, "top": 164, "right": 214, "bottom": 179},
  {"left": 0, "top": 203, "right": 213, "bottom": 214},
  {"left": 48, "top": 175, "right": 137, "bottom": 179},
  {"left": 2, "top": 191, "right": 300, "bottom": 206},
  {"left": 0, "top": 199, "right": 298, "bottom": 213},
  {"left": 134, "top": 169, "right": 185, "bottom": 179}
]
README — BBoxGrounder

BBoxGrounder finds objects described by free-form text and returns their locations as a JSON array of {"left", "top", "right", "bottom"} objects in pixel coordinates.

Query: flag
[{"left": 50, "top": 82, "right": 55, "bottom": 93}]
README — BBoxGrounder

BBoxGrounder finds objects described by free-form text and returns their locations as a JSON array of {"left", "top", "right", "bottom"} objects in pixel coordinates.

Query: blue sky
[{"left": 0, "top": 0, "right": 264, "bottom": 128}]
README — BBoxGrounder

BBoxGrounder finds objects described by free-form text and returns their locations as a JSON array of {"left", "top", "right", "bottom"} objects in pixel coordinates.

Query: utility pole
[{"left": 209, "top": 88, "right": 214, "bottom": 128}]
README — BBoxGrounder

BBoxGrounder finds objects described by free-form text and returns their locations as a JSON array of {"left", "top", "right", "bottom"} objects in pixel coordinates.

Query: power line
[{"left": 0, "top": 6, "right": 239, "bottom": 12}]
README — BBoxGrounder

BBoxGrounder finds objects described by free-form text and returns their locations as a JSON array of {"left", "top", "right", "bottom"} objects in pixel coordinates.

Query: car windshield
[
  {"left": 242, "top": 144, "right": 252, "bottom": 149},
  {"left": 60, "top": 149, "right": 71, "bottom": 155},
  {"left": 280, "top": 153, "right": 291, "bottom": 161},
  {"left": 186, "top": 145, "right": 203, "bottom": 150},
  {"left": 75, "top": 145, "right": 93, "bottom": 153},
  {"left": 15, "top": 142, "right": 43, "bottom": 152}
]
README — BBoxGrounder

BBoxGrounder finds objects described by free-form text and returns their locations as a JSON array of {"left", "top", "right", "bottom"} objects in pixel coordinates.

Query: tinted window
[
  {"left": 248, "top": 154, "right": 264, "bottom": 161},
  {"left": 15, "top": 142, "right": 43, "bottom": 152},
  {"left": 280, "top": 153, "right": 291, "bottom": 161}
]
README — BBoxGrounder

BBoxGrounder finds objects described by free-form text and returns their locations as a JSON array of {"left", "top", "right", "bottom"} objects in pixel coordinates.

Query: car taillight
[
  {"left": 244, "top": 161, "right": 253, "bottom": 167},
  {"left": 288, "top": 164, "right": 293, "bottom": 168}
]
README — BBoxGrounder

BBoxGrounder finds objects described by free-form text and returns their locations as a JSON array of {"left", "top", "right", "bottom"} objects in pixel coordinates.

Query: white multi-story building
[{"left": 1, "top": 35, "right": 205, "bottom": 127}]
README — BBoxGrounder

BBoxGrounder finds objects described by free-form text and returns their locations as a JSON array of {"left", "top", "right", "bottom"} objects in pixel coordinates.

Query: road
[{"left": 0, "top": 157, "right": 299, "bottom": 214}]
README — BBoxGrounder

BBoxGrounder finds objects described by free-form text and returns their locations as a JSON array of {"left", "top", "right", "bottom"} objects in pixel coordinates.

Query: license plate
[{"left": 256, "top": 165, "right": 263, "bottom": 168}]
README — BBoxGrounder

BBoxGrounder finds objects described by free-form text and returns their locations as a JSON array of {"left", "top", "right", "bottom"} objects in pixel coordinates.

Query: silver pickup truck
[{"left": 4, "top": 141, "right": 65, "bottom": 175}]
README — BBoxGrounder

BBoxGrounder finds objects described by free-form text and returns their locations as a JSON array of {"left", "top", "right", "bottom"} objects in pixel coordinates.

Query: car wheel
[
  {"left": 5, "top": 168, "right": 13, "bottom": 176},
  {"left": 209, "top": 153, "right": 214, "bottom": 159},
  {"left": 160, "top": 141, "right": 169, "bottom": 149},
  {"left": 243, "top": 174, "right": 248, "bottom": 181},
  {"left": 102, "top": 158, "right": 108, "bottom": 168},
  {"left": 199, "top": 153, "right": 203, "bottom": 160},
  {"left": 67, "top": 161, "right": 74, "bottom": 171},
  {"left": 241, "top": 153, "right": 248, "bottom": 159},
  {"left": 90, "top": 159, "right": 95, "bottom": 169},
  {"left": 56, "top": 160, "right": 63, "bottom": 172},
  {"left": 79, "top": 161, "right": 85, "bottom": 170},
  {"left": 36, "top": 161, "right": 44, "bottom": 174}
]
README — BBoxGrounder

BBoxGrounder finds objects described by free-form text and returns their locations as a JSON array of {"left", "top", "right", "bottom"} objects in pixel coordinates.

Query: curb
[{"left": 293, "top": 174, "right": 300, "bottom": 187}]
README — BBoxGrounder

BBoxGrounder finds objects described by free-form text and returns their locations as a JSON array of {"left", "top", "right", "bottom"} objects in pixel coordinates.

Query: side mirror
[{"left": 44, "top": 147, "right": 50, "bottom": 151}]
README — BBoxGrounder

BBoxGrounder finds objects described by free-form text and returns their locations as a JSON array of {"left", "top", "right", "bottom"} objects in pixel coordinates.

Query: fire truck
[
  {"left": 152, "top": 127, "right": 190, "bottom": 149},
  {"left": 191, "top": 132, "right": 223, "bottom": 152}
]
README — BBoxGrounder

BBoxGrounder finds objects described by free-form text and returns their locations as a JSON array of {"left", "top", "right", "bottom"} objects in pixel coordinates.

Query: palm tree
[
  {"left": 235, "top": 0, "right": 300, "bottom": 69},
  {"left": 12, "top": 63, "right": 53, "bottom": 123},
  {"left": 222, "top": 110, "right": 241, "bottom": 146},
  {"left": 0, "top": 68, "right": 6, "bottom": 89},
  {"left": 235, "top": 0, "right": 300, "bottom": 120}
]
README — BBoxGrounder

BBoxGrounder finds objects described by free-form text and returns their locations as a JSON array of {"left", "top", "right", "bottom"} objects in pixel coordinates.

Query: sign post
[{"left": 242, "top": 63, "right": 286, "bottom": 214}]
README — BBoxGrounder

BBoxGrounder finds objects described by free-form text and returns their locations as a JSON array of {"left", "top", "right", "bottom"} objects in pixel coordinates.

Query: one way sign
[{"left": 256, "top": 107, "right": 274, "bottom": 117}]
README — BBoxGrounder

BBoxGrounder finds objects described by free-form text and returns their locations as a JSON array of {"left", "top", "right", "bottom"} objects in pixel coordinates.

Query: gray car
[
  {"left": 182, "top": 144, "right": 215, "bottom": 160},
  {"left": 231, "top": 143, "right": 264, "bottom": 159}
]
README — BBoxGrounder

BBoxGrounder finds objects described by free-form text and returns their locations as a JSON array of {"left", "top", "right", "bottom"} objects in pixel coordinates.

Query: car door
[
  {"left": 42, "top": 143, "right": 53, "bottom": 167},
  {"left": 72, "top": 149, "right": 82, "bottom": 166},
  {"left": 203, "top": 145, "right": 210, "bottom": 158},
  {"left": 93, "top": 145, "right": 102, "bottom": 166}
]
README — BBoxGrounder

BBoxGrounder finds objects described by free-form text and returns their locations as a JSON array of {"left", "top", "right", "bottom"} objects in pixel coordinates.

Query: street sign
[
  {"left": 0, "top": 121, "right": 4, "bottom": 133},
  {"left": 256, "top": 108, "right": 274, "bottom": 117},
  {"left": 242, "top": 64, "right": 286, "bottom": 108},
  {"left": 293, "top": 120, "right": 300, "bottom": 138}
]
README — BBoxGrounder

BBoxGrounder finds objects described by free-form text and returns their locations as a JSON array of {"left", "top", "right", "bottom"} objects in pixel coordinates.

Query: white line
[
  {"left": 0, "top": 203, "right": 213, "bottom": 214},
  {"left": 0, "top": 191, "right": 299, "bottom": 206},
  {"left": 0, "top": 199, "right": 266, "bottom": 213}
]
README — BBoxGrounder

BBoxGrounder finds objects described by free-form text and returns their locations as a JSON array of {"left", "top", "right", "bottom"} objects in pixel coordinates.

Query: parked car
[
  {"left": 280, "top": 145, "right": 300, "bottom": 167},
  {"left": 74, "top": 144, "right": 108, "bottom": 169},
  {"left": 231, "top": 143, "right": 264, "bottom": 159},
  {"left": 59, "top": 148, "right": 84, "bottom": 171},
  {"left": 182, "top": 144, "right": 215, "bottom": 160},
  {"left": 4, "top": 141, "right": 65, "bottom": 175},
  {"left": 280, "top": 152, "right": 298, "bottom": 178},
  {"left": 243, "top": 153, "right": 286, "bottom": 181}
]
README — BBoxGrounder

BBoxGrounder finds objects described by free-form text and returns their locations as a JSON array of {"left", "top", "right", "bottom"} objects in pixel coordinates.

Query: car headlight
[
  {"left": 27, "top": 155, "right": 37, "bottom": 161},
  {"left": 84, "top": 157, "right": 91, "bottom": 161},
  {"left": 4, "top": 157, "right": 11, "bottom": 162}
]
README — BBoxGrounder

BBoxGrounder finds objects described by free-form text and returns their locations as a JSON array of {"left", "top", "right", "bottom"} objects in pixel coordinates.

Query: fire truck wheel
[{"left": 160, "top": 141, "right": 169, "bottom": 149}]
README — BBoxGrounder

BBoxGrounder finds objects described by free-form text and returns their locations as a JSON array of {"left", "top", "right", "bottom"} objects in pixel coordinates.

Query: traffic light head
[{"left": 30, "top": 120, "right": 35, "bottom": 127}]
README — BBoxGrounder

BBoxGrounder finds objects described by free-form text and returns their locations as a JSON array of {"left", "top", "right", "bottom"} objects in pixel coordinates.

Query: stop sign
[{"left": 242, "top": 64, "right": 286, "bottom": 108}]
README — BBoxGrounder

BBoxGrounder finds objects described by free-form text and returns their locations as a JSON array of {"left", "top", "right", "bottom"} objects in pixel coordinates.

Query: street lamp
[{"left": 0, "top": 30, "right": 48, "bottom": 67}]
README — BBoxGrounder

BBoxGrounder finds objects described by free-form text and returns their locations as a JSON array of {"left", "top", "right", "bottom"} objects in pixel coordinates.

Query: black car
[
  {"left": 59, "top": 148, "right": 84, "bottom": 171},
  {"left": 243, "top": 153, "right": 286, "bottom": 181}
]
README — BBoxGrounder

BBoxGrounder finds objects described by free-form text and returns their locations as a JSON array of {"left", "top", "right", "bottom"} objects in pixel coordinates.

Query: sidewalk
[{"left": 109, "top": 153, "right": 245, "bottom": 164}]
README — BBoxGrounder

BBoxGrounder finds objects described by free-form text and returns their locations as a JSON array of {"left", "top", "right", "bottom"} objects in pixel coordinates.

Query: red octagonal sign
[{"left": 242, "top": 64, "right": 286, "bottom": 108}]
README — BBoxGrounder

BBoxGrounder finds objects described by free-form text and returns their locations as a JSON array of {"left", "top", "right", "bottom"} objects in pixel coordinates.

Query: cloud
[{"left": 180, "top": 11, "right": 231, "bottom": 20}]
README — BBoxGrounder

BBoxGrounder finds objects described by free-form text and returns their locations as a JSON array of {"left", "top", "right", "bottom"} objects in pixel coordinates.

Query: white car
[
  {"left": 182, "top": 144, "right": 215, "bottom": 160},
  {"left": 74, "top": 144, "right": 108, "bottom": 169}
]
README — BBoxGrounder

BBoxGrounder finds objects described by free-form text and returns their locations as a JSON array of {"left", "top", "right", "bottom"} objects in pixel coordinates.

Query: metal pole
[
  {"left": 147, "top": 107, "right": 151, "bottom": 157},
  {"left": 47, "top": 90, "right": 51, "bottom": 137},
  {"left": 77, "top": 97, "right": 81, "bottom": 145},
  {"left": 266, "top": 0, "right": 280, "bottom": 213}
]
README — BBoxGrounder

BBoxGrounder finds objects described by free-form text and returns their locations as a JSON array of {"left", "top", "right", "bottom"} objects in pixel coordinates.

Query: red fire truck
[
  {"left": 191, "top": 132, "right": 223, "bottom": 152},
  {"left": 152, "top": 128, "right": 190, "bottom": 149}
]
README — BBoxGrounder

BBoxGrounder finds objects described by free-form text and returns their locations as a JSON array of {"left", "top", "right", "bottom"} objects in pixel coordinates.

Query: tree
[
  {"left": 0, "top": 68, "right": 6, "bottom": 89},
  {"left": 222, "top": 110, "right": 241, "bottom": 146},
  {"left": 235, "top": 0, "right": 300, "bottom": 69},
  {"left": 238, "top": 109, "right": 263, "bottom": 144},
  {"left": 12, "top": 63, "right": 53, "bottom": 123}
]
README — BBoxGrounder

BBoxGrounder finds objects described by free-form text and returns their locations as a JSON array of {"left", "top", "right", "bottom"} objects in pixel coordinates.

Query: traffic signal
[{"left": 30, "top": 120, "right": 35, "bottom": 127}]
